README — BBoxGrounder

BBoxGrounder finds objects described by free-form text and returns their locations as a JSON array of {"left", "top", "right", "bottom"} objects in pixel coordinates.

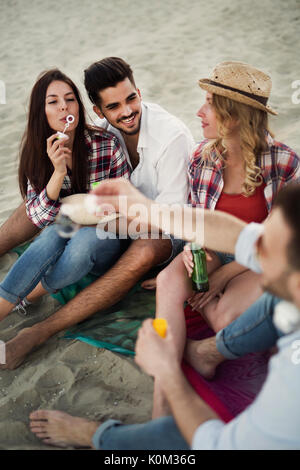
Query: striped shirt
[
  {"left": 188, "top": 133, "right": 300, "bottom": 211},
  {"left": 26, "top": 127, "right": 130, "bottom": 228}
]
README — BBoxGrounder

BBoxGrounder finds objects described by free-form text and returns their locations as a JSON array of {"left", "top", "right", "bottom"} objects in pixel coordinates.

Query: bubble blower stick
[
  {"left": 153, "top": 318, "right": 168, "bottom": 338},
  {"left": 57, "top": 114, "right": 75, "bottom": 140}
]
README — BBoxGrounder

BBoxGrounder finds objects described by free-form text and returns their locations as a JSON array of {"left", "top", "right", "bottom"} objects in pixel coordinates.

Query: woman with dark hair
[{"left": 0, "top": 69, "right": 129, "bottom": 319}]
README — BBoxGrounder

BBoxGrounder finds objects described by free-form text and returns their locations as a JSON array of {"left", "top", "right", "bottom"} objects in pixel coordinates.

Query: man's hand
[
  {"left": 135, "top": 319, "right": 180, "bottom": 381},
  {"left": 90, "top": 178, "right": 151, "bottom": 218}
]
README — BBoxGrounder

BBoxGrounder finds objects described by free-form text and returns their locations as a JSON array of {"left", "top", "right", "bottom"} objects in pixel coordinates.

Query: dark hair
[
  {"left": 274, "top": 183, "right": 300, "bottom": 271},
  {"left": 18, "top": 69, "right": 89, "bottom": 199},
  {"left": 84, "top": 57, "right": 136, "bottom": 107}
]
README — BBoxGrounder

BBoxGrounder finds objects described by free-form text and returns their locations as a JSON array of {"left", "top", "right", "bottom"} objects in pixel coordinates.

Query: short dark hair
[
  {"left": 274, "top": 183, "right": 300, "bottom": 271},
  {"left": 84, "top": 57, "right": 136, "bottom": 107}
]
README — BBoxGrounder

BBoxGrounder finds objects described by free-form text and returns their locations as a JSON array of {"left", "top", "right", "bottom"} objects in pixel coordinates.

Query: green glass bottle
[{"left": 191, "top": 243, "right": 209, "bottom": 292}]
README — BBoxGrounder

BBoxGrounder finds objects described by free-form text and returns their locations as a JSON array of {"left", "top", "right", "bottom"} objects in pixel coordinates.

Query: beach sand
[{"left": 0, "top": 0, "right": 299, "bottom": 449}]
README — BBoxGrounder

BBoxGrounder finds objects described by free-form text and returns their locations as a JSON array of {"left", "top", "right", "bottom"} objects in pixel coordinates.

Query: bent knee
[
  {"left": 130, "top": 238, "right": 172, "bottom": 266},
  {"left": 210, "top": 301, "right": 242, "bottom": 332}
]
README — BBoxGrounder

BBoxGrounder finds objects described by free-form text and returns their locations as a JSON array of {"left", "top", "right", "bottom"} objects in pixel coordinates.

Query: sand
[{"left": 0, "top": 0, "right": 299, "bottom": 450}]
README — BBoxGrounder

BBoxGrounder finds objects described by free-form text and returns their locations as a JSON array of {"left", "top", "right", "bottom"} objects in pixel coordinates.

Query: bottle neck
[{"left": 191, "top": 242, "right": 202, "bottom": 251}]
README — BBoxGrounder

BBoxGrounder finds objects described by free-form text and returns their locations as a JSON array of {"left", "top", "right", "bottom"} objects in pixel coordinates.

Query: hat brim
[{"left": 198, "top": 79, "right": 278, "bottom": 116}]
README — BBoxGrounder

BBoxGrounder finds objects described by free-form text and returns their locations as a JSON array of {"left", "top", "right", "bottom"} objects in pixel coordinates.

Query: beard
[{"left": 116, "top": 112, "right": 141, "bottom": 136}]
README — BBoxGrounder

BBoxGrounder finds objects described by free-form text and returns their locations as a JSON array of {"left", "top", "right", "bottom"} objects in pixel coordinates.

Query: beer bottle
[{"left": 190, "top": 243, "right": 209, "bottom": 292}]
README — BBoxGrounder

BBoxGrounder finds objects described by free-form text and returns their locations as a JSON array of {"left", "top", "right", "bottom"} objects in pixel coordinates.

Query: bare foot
[
  {"left": 141, "top": 278, "right": 157, "bottom": 290},
  {"left": 184, "top": 336, "right": 225, "bottom": 380},
  {"left": 0, "top": 327, "right": 41, "bottom": 370},
  {"left": 29, "top": 410, "right": 99, "bottom": 448}
]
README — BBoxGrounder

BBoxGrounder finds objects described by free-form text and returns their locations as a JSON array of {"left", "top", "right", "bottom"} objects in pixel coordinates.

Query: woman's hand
[
  {"left": 183, "top": 243, "right": 194, "bottom": 277},
  {"left": 188, "top": 264, "right": 230, "bottom": 311},
  {"left": 47, "top": 134, "right": 72, "bottom": 176},
  {"left": 182, "top": 244, "right": 212, "bottom": 277}
]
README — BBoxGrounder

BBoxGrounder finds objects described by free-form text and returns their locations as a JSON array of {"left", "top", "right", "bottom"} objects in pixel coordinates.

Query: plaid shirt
[
  {"left": 188, "top": 133, "right": 300, "bottom": 212},
  {"left": 26, "top": 127, "right": 130, "bottom": 228}
]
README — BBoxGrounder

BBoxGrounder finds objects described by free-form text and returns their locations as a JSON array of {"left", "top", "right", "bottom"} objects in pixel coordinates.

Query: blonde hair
[{"left": 202, "top": 94, "right": 273, "bottom": 196}]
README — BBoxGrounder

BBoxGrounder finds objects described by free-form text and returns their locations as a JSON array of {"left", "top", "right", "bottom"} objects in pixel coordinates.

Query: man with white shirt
[
  {"left": 86, "top": 57, "right": 192, "bottom": 205},
  {"left": 0, "top": 57, "right": 194, "bottom": 369},
  {"left": 29, "top": 181, "right": 300, "bottom": 450}
]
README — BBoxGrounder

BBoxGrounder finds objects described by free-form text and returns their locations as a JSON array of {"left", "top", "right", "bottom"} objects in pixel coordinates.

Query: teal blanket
[{"left": 13, "top": 243, "right": 156, "bottom": 356}]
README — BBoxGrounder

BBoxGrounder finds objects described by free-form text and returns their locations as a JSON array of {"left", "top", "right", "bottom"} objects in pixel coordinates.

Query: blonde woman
[{"left": 153, "top": 61, "right": 300, "bottom": 417}]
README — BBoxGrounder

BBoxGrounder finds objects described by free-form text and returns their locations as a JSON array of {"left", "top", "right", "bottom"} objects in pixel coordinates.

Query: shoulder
[
  {"left": 189, "top": 139, "right": 210, "bottom": 166},
  {"left": 84, "top": 126, "right": 121, "bottom": 150},
  {"left": 264, "top": 134, "right": 300, "bottom": 178},
  {"left": 144, "top": 102, "right": 194, "bottom": 141}
]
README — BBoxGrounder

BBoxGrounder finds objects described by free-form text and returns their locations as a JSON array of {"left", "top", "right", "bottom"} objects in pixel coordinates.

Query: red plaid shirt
[
  {"left": 188, "top": 133, "right": 300, "bottom": 212},
  {"left": 26, "top": 127, "right": 130, "bottom": 228}
]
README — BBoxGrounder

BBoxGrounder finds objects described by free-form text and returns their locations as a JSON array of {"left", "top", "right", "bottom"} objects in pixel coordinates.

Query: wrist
[
  {"left": 156, "top": 361, "right": 182, "bottom": 391},
  {"left": 53, "top": 168, "right": 67, "bottom": 178}
]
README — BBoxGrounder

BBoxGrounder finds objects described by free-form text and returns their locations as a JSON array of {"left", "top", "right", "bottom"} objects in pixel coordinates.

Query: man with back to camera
[
  {"left": 29, "top": 180, "right": 300, "bottom": 450},
  {"left": 0, "top": 57, "right": 194, "bottom": 369}
]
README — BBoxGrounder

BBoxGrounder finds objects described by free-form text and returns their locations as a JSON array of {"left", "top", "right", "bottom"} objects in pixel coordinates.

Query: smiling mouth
[{"left": 119, "top": 113, "right": 137, "bottom": 124}]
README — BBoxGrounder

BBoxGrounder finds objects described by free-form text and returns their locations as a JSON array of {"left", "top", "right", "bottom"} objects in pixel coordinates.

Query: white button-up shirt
[
  {"left": 94, "top": 102, "right": 195, "bottom": 204},
  {"left": 191, "top": 223, "right": 300, "bottom": 450}
]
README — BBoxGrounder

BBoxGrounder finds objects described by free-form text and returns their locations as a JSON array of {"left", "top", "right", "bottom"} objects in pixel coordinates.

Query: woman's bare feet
[
  {"left": 29, "top": 410, "right": 99, "bottom": 448},
  {"left": 141, "top": 278, "right": 157, "bottom": 290},
  {"left": 184, "top": 336, "right": 225, "bottom": 380}
]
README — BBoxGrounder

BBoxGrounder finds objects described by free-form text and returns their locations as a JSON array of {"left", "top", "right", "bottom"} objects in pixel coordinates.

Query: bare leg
[
  {"left": 141, "top": 277, "right": 157, "bottom": 290},
  {"left": 184, "top": 336, "right": 226, "bottom": 379},
  {"left": 152, "top": 252, "right": 221, "bottom": 418},
  {"left": 0, "top": 298, "right": 15, "bottom": 321},
  {"left": 201, "top": 270, "right": 263, "bottom": 333},
  {"left": 0, "top": 203, "right": 39, "bottom": 257},
  {"left": 0, "top": 238, "right": 172, "bottom": 369},
  {"left": 29, "top": 410, "right": 99, "bottom": 448},
  {"left": 26, "top": 282, "right": 48, "bottom": 303}
]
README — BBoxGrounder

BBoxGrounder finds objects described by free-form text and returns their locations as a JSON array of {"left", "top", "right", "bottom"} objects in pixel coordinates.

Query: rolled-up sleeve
[
  {"left": 25, "top": 182, "right": 61, "bottom": 228},
  {"left": 235, "top": 223, "right": 264, "bottom": 273}
]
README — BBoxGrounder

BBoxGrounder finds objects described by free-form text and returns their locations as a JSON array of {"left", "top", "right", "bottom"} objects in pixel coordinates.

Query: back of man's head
[
  {"left": 274, "top": 183, "right": 300, "bottom": 272},
  {"left": 84, "top": 57, "right": 136, "bottom": 107}
]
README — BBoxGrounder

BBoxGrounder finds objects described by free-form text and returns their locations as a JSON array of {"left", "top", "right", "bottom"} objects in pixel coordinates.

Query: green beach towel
[
  {"left": 62, "top": 283, "right": 156, "bottom": 356},
  {"left": 13, "top": 243, "right": 156, "bottom": 356}
]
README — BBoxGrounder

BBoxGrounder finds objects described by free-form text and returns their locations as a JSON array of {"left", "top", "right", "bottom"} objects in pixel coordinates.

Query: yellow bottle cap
[{"left": 152, "top": 318, "right": 168, "bottom": 338}]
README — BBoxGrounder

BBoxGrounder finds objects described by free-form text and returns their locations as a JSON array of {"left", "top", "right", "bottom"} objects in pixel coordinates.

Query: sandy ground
[{"left": 0, "top": 0, "right": 299, "bottom": 450}]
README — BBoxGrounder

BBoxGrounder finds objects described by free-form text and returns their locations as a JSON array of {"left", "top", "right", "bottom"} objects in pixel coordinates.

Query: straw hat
[{"left": 198, "top": 61, "right": 277, "bottom": 115}]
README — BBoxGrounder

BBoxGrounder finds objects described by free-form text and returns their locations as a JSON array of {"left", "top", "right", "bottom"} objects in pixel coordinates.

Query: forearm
[
  {"left": 46, "top": 171, "right": 65, "bottom": 201},
  {"left": 146, "top": 204, "right": 246, "bottom": 253},
  {"left": 159, "top": 364, "right": 219, "bottom": 446},
  {"left": 219, "top": 260, "right": 249, "bottom": 284}
]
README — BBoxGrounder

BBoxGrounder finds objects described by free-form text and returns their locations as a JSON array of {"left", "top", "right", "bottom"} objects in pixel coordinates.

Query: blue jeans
[
  {"left": 216, "top": 292, "right": 284, "bottom": 359},
  {"left": 92, "top": 417, "right": 189, "bottom": 450},
  {"left": 215, "top": 251, "right": 235, "bottom": 265},
  {"left": 0, "top": 224, "right": 122, "bottom": 304}
]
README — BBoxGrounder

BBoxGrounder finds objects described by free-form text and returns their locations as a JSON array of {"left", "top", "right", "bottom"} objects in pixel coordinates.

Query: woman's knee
[{"left": 210, "top": 299, "right": 242, "bottom": 332}]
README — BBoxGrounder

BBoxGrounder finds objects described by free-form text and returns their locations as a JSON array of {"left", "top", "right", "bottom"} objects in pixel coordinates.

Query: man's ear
[
  {"left": 137, "top": 88, "right": 141, "bottom": 99},
  {"left": 93, "top": 105, "right": 104, "bottom": 119}
]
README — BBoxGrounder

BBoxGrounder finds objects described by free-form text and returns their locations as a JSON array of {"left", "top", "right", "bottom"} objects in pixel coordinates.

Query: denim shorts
[{"left": 215, "top": 251, "right": 235, "bottom": 265}]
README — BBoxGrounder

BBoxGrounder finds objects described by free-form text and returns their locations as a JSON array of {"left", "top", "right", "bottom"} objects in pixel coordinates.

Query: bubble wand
[{"left": 57, "top": 114, "right": 75, "bottom": 140}]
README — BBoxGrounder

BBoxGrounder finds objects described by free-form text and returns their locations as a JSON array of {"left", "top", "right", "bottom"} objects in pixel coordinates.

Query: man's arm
[
  {"left": 0, "top": 202, "right": 39, "bottom": 256},
  {"left": 135, "top": 319, "right": 220, "bottom": 446},
  {"left": 90, "top": 179, "right": 247, "bottom": 252}
]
